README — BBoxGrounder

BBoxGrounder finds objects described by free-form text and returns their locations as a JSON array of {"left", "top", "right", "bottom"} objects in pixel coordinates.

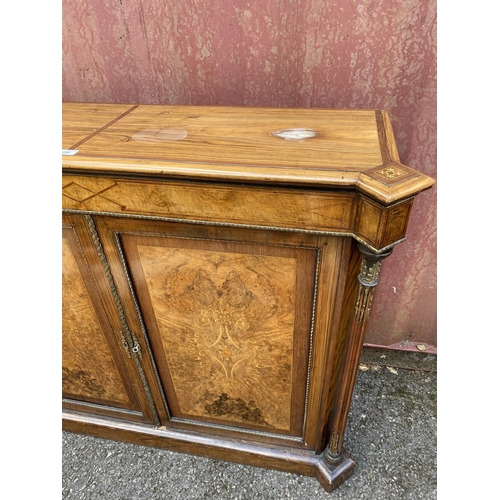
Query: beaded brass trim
[{"left": 63, "top": 209, "right": 404, "bottom": 254}]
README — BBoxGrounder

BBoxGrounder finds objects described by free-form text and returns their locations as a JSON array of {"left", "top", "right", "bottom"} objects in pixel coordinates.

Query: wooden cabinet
[{"left": 62, "top": 103, "right": 434, "bottom": 492}]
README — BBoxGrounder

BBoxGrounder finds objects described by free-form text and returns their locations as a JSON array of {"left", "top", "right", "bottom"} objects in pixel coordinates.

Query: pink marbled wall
[{"left": 62, "top": 0, "right": 437, "bottom": 349}]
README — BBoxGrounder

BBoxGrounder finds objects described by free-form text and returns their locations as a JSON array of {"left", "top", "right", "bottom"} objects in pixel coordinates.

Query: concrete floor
[{"left": 62, "top": 348, "right": 437, "bottom": 499}]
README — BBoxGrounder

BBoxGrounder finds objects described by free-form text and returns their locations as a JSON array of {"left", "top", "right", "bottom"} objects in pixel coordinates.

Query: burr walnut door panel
[
  {"left": 93, "top": 216, "right": 330, "bottom": 444},
  {"left": 62, "top": 216, "right": 158, "bottom": 424}
]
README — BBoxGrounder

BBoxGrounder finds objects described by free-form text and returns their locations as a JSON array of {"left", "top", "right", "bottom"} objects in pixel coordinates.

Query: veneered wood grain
[
  {"left": 380, "top": 201, "right": 413, "bottom": 248},
  {"left": 378, "top": 110, "right": 401, "bottom": 163},
  {"left": 354, "top": 197, "right": 383, "bottom": 248},
  {"left": 63, "top": 213, "right": 168, "bottom": 424},
  {"left": 69, "top": 105, "right": 382, "bottom": 169},
  {"left": 62, "top": 175, "right": 355, "bottom": 232},
  {"left": 62, "top": 103, "right": 134, "bottom": 149},
  {"left": 62, "top": 230, "right": 131, "bottom": 407},
  {"left": 299, "top": 236, "right": 350, "bottom": 450},
  {"left": 138, "top": 244, "right": 296, "bottom": 431},
  {"left": 62, "top": 160, "right": 362, "bottom": 190},
  {"left": 353, "top": 196, "right": 413, "bottom": 249},
  {"left": 118, "top": 231, "right": 317, "bottom": 436},
  {"left": 62, "top": 103, "right": 434, "bottom": 206},
  {"left": 91, "top": 216, "right": 331, "bottom": 444},
  {"left": 63, "top": 411, "right": 320, "bottom": 478},
  {"left": 316, "top": 241, "right": 361, "bottom": 450}
]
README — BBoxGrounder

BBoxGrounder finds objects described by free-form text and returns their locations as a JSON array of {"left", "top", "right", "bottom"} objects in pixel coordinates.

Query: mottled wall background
[{"left": 62, "top": 0, "right": 437, "bottom": 350}]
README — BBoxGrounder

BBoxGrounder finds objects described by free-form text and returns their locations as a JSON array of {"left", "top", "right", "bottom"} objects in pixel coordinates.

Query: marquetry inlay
[
  {"left": 365, "top": 163, "right": 419, "bottom": 186},
  {"left": 378, "top": 167, "right": 405, "bottom": 179}
]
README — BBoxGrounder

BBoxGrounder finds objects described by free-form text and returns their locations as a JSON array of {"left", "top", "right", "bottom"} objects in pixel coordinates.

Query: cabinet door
[
  {"left": 62, "top": 214, "right": 159, "bottom": 424},
  {"left": 93, "top": 215, "right": 347, "bottom": 448}
]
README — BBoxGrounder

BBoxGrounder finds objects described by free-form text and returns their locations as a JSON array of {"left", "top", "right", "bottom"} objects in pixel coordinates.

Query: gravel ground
[{"left": 62, "top": 350, "right": 436, "bottom": 500}]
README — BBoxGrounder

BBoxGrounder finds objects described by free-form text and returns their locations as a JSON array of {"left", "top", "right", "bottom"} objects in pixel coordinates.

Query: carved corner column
[{"left": 317, "top": 243, "right": 393, "bottom": 492}]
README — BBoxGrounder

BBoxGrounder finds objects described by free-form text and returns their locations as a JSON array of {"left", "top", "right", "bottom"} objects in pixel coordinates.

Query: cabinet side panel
[
  {"left": 62, "top": 231, "right": 132, "bottom": 407},
  {"left": 318, "top": 241, "right": 361, "bottom": 448}
]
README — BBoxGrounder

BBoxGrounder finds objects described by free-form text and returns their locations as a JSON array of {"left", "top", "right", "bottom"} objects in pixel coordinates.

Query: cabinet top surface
[{"left": 62, "top": 102, "right": 434, "bottom": 205}]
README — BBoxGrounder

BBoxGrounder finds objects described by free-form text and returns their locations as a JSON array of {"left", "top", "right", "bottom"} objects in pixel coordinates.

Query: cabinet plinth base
[
  {"left": 316, "top": 449, "right": 356, "bottom": 492},
  {"left": 63, "top": 410, "right": 354, "bottom": 492}
]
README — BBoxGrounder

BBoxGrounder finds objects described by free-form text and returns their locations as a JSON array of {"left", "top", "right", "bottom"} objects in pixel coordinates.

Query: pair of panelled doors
[{"left": 63, "top": 211, "right": 348, "bottom": 451}]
